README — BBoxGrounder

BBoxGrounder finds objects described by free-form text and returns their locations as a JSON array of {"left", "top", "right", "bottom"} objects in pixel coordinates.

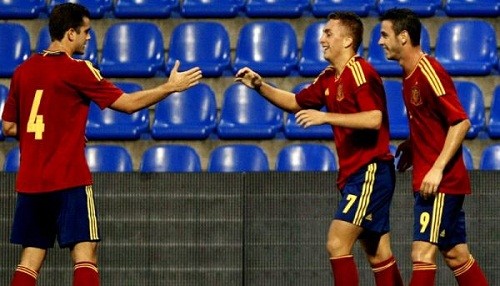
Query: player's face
[
  {"left": 319, "top": 19, "right": 346, "bottom": 64},
  {"left": 378, "top": 20, "right": 402, "bottom": 61},
  {"left": 74, "top": 17, "right": 91, "bottom": 55}
]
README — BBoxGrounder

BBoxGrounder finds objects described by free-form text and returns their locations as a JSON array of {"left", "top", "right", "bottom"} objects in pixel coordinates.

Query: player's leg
[
  {"left": 71, "top": 241, "right": 100, "bottom": 286},
  {"left": 360, "top": 233, "right": 403, "bottom": 286},
  {"left": 11, "top": 247, "right": 46, "bottom": 286},
  {"left": 409, "top": 240, "right": 438, "bottom": 286}
]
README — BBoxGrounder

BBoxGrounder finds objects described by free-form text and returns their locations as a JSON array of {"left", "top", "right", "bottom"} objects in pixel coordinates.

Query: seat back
[
  {"left": 0, "top": 84, "right": 8, "bottom": 140},
  {"left": 48, "top": 0, "right": 112, "bottom": 18},
  {"left": 113, "top": 0, "right": 178, "bottom": 18},
  {"left": 151, "top": 83, "right": 217, "bottom": 139},
  {"left": 0, "top": 0, "right": 46, "bottom": 19},
  {"left": 233, "top": 21, "right": 298, "bottom": 76},
  {"left": 85, "top": 145, "right": 133, "bottom": 172},
  {"left": 245, "top": 0, "right": 310, "bottom": 18},
  {"left": 100, "top": 22, "right": 165, "bottom": 77},
  {"left": 454, "top": 81, "right": 485, "bottom": 139},
  {"left": 180, "top": 0, "right": 245, "bottom": 18},
  {"left": 435, "top": 20, "right": 498, "bottom": 75},
  {"left": 217, "top": 83, "right": 283, "bottom": 139},
  {"left": 377, "top": 0, "right": 441, "bottom": 17},
  {"left": 3, "top": 146, "right": 20, "bottom": 172},
  {"left": 479, "top": 144, "right": 500, "bottom": 170},
  {"left": 298, "top": 21, "right": 329, "bottom": 77},
  {"left": 487, "top": 86, "right": 500, "bottom": 138},
  {"left": 275, "top": 144, "right": 337, "bottom": 171},
  {"left": 166, "top": 22, "right": 231, "bottom": 77},
  {"left": 208, "top": 144, "right": 269, "bottom": 172},
  {"left": 0, "top": 23, "right": 31, "bottom": 77},
  {"left": 311, "top": 0, "right": 374, "bottom": 17},
  {"left": 383, "top": 80, "right": 409, "bottom": 139},
  {"left": 462, "top": 145, "right": 474, "bottom": 170},
  {"left": 140, "top": 145, "right": 201, "bottom": 172},
  {"left": 444, "top": 0, "right": 500, "bottom": 17}
]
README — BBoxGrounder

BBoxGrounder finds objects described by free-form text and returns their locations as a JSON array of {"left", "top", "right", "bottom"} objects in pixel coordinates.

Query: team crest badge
[
  {"left": 411, "top": 86, "right": 422, "bottom": 106},
  {"left": 336, "top": 83, "right": 344, "bottom": 101}
]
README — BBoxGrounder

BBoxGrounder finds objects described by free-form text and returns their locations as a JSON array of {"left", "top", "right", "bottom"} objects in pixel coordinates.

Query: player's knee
[{"left": 441, "top": 245, "right": 470, "bottom": 268}]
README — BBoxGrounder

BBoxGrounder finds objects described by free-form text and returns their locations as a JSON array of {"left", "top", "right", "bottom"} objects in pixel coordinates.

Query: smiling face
[
  {"left": 320, "top": 19, "right": 351, "bottom": 65},
  {"left": 378, "top": 20, "right": 403, "bottom": 62}
]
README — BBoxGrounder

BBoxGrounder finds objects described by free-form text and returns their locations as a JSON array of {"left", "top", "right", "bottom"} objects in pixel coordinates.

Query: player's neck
[
  {"left": 402, "top": 48, "right": 424, "bottom": 76},
  {"left": 46, "top": 41, "right": 73, "bottom": 57}
]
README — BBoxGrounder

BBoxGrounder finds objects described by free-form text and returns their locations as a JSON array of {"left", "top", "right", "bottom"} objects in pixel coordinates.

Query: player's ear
[{"left": 343, "top": 36, "right": 353, "bottom": 49}]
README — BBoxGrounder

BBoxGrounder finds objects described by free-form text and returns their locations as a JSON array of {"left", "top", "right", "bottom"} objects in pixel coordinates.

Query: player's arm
[
  {"left": 2, "top": 120, "right": 17, "bottom": 137},
  {"left": 110, "top": 60, "right": 202, "bottom": 114},
  {"left": 296, "top": 109, "right": 382, "bottom": 130}
]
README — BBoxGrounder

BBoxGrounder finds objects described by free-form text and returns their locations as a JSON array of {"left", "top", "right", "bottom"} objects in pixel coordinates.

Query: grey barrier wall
[{"left": 0, "top": 172, "right": 498, "bottom": 285}]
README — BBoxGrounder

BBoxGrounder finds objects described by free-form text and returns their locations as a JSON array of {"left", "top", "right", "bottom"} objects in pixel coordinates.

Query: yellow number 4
[{"left": 27, "top": 90, "right": 45, "bottom": 140}]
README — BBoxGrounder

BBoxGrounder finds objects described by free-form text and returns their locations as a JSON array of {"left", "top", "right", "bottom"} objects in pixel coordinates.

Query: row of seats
[
  {"left": 1, "top": 80, "right": 495, "bottom": 141},
  {"left": 1, "top": 0, "right": 498, "bottom": 19},
  {"left": 0, "top": 19, "right": 498, "bottom": 78},
  {"left": 4, "top": 142, "right": 497, "bottom": 172}
]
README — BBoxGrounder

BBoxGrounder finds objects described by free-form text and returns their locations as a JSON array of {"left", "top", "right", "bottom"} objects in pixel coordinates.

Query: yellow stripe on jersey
[
  {"left": 84, "top": 60, "right": 103, "bottom": 81},
  {"left": 347, "top": 58, "right": 367, "bottom": 87},
  {"left": 85, "top": 185, "right": 99, "bottom": 240},
  {"left": 418, "top": 57, "right": 446, "bottom": 96},
  {"left": 354, "top": 162, "right": 377, "bottom": 225},
  {"left": 430, "top": 193, "right": 445, "bottom": 243}
]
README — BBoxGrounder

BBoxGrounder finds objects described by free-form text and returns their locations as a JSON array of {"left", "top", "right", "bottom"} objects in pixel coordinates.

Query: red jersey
[
  {"left": 2, "top": 51, "right": 123, "bottom": 193},
  {"left": 403, "top": 55, "right": 470, "bottom": 195},
  {"left": 296, "top": 56, "right": 392, "bottom": 190}
]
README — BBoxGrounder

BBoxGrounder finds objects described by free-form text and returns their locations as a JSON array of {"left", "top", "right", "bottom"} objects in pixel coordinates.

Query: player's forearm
[
  {"left": 433, "top": 119, "right": 471, "bottom": 170},
  {"left": 258, "top": 82, "right": 301, "bottom": 113},
  {"left": 324, "top": 110, "right": 382, "bottom": 129},
  {"left": 2, "top": 121, "right": 17, "bottom": 137},
  {"left": 111, "top": 85, "right": 177, "bottom": 114}
]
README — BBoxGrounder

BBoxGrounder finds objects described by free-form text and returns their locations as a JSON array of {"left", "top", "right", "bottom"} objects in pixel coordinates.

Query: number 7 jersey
[{"left": 2, "top": 51, "right": 123, "bottom": 193}]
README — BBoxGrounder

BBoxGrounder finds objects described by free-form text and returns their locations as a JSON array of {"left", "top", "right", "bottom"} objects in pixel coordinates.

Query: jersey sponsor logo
[
  {"left": 336, "top": 83, "right": 344, "bottom": 101},
  {"left": 411, "top": 86, "right": 423, "bottom": 106}
]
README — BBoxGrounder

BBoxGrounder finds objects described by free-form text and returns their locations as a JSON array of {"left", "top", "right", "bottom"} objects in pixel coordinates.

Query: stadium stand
[
  {"left": 113, "top": 0, "right": 178, "bottom": 18},
  {"left": 85, "top": 144, "right": 134, "bottom": 172},
  {"left": 140, "top": 144, "right": 202, "bottom": 172},
  {"left": 0, "top": 23, "right": 31, "bottom": 77},
  {"left": 179, "top": 0, "right": 245, "bottom": 18},
  {"left": 244, "top": 0, "right": 310, "bottom": 18},
  {"left": 275, "top": 143, "right": 337, "bottom": 171},
  {"left": 0, "top": 0, "right": 47, "bottom": 19},
  {"left": 207, "top": 144, "right": 269, "bottom": 172},
  {"left": 47, "top": 0, "right": 113, "bottom": 18}
]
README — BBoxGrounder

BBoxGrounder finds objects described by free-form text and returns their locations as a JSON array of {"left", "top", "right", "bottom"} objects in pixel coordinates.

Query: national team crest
[
  {"left": 336, "top": 83, "right": 344, "bottom": 101},
  {"left": 411, "top": 86, "right": 422, "bottom": 106}
]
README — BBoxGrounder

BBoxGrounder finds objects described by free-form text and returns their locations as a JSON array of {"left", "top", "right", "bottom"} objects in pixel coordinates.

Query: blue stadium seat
[
  {"left": 85, "top": 145, "right": 133, "bottom": 172},
  {"left": 368, "top": 23, "right": 430, "bottom": 76},
  {"left": 140, "top": 145, "right": 202, "bottom": 172},
  {"left": 435, "top": 20, "right": 498, "bottom": 76},
  {"left": 86, "top": 82, "right": 150, "bottom": 140},
  {"left": 35, "top": 26, "right": 98, "bottom": 67},
  {"left": 487, "top": 86, "right": 500, "bottom": 139},
  {"left": 48, "top": 0, "right": 112, "bottom": 18},
  {"left": 151, "top": 83, "right": 217, "bottom": 140},
  {"left": 100, "top": 22, "right": 165, "bottom": 77},
  {"left": 0, "top": 84, "right": 8, "bottom": 140},
  {"left": 0, "top": 0, "right": 46, "bottom": 19},
  {"left": 233, "top": 21, "right": 298, "bottom": 77},
  {"left": 208, "top": 144, "right": 269, "bottom": 172},
  {"left": 377, "top": 0, "right": 442, "bottom": 17},
  {"left": 444, "top": 0, "right": 500, "bottom": 17},
  {"left": 384, "top": 80, "right": 409, "bottom": 139},
  {"left": 180, "top": 0, "right": 245, "bottom": 18},
  {"left": 217, "top": 83, "right": 283, "bottom": 139},
  {"left": 276, "top": 144, "right": 337, "bottom": 172},
  {"left": 462, "top": 145, "right": 474, "bottom": 170},
  {"left": 479, "top": 144, "right": 500, "bottom": 170},
  {"left": 113, "top": 0, "right": 178, "bottom": 18},
  {"left": 311, "top": 0, "right": 375, "bottom": 17},
  {"left": 0, "top": 23, "right": 30, "bottom": 77},
  {"left": 245, "top": 0, "right": 310, "bottom": 18},
  {"left": 454, "top": 81, "right": 486, "bottom": 139},
  {"left": 284, "top": 82, "right": 334, "bottom": 140},
  {"left": 166, "top": 22, "right": 231, "bottom": 77},
  {"left": 3, "top": 146, "right": 20, "bottom": 172}
]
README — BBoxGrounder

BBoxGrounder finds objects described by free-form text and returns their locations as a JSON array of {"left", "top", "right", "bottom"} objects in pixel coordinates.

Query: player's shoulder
[
  {"left": 417, "top": 55, "right": 449, "bottom": 96},
  {"left": 345, "top": 56, "right": 378, "bottom": 86}
]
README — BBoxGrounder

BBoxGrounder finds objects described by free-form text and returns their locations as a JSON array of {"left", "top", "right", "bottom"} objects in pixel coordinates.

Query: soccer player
[
  {"left": 378, "top": 8, "right": 488, "bottom": 286},
  {"left": 236, "top": 12, "right": 403, "bottom": 286},
  {"left": 3, "top": 3, "right": 202, "bottom": 286}
]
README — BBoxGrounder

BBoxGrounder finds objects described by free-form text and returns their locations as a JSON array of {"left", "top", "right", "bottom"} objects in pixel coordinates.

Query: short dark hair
[
  {"left": 49, "top": 3, "right": 90, "bottom": 41},
  {"left": 379, "top": 8, "right": 421, "bottom": 46},
  {"left": 327, "top": 11, "right": 364, "bottom": 53}
]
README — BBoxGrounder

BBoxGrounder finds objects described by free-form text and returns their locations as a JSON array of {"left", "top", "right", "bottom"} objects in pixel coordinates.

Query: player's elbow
[
  {"left": 2, "top": 121, "right": 17, "bottom": 137},
  {"left": 366, "top": 110, "right": 383, "bottom": 130}
]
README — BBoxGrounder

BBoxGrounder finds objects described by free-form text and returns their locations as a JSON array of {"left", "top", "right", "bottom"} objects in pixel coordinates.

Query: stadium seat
[
  {"left": 166, "top": 22, "right": 231, "bottom": 77},
  {"left": 275, "top": 143, "right": 337, "bottom": 171},
  {"left": 207, "top": 144, "right": 269, "bottom": 172},
  {"left": 435, "top": 20, "right": 498, "bottom": 76},
  {"left": 479, "top": 144, "right": 500, "bottom": 170},
  {"left": 311, "top": 0, "right": 375, "bottom": 17},
  {"left": 454, "top": 81, "right": 486, "bottom": 139},
  {"left": 113, "top": 0, "right": 178, "bottom": 18},
  {"left": 217, "top": 83, "right": 283, "bottom": 139},
  {"left": 85, "top": 145, "right": 133, "bottom": 172},
  {"left": 151, "top": 83, "right": 217, "bottom": 140},
  {"left": 35, "top": 26, "right": 98, "bottom": 67},
  {"left": 140, "top": 145, "right": 202, "bottom": 172},
  {"left": 444, "top": 0, "right": 500, "bottom": 17},
  {"left": 487, "top": 86, "right": 500, "bottom": 139},
  {"left": 0, "top": 84, "right": 8, "bottom": 140},
  {"left": 233, "top": 21, "right": 298, "bottom": 77},
  {"left": 384, "top": 80, "right": 409, "bottom": 139},
  {"left": 48, "top": 0, "right": 112, "bottom": 18},
  {"left": 100, "top": 22, "right": 165, "bottom": 77},
  {"left": 462, "top": 145, "right": 474, "bottom": 170},
  {"left": 0, "top": 0, "right": 46, "bottom": 19},
  {"left": 245, "top": 0, "right": 310, "bottom": 18},
  {"left": 180, "top": 0, "right": 245, "bottom": 18},
  {"left": 368, "top": 23, "right": 430, "bottom": 76},
  {"left": 0, "top": 23, "right": 31, "bottom": 77},
  {"left": 284, "top": 82, "right": 334, "bottom": 140},
  {"left": 3, "top": 146, "right": 20, "bottom": 172},
  {"left": 86, "top": 82, "right": 150, "bottom": 140},
  {"left": 377, "top": 0, "right": 442, "bottom": 17}
]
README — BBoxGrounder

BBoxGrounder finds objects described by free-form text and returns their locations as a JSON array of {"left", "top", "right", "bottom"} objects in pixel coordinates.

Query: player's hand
[
  {"left": 295, "top": 109, "right": 327, "bottom": 128},
  {"left": 234, "top": 67, "right": 263, "bottom": 89},
  {"left": 395, "top": 140, "right": 412, "bottom": 172},
  {"left": 168, "top": 60, "right": 202, "bottom": 92},
  {"left": 419, "top": 167, "right": 443, "bottom": 199}
]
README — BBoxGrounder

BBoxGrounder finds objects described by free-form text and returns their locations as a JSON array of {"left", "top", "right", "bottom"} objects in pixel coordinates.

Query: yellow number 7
[{"left": 27, "top": 90, "right": 45, "bottom": 140}]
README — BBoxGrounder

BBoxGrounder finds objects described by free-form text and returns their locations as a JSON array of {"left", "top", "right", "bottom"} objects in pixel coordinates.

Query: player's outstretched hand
[
  {"left": 168, "top": 60, "right": 202, "bottom": 92},
  {"left": 396, "top": 140, "right": 413, "bottom": 172},
  {"left": 234, "top": 67, "right": 262, "bottom": 89}
]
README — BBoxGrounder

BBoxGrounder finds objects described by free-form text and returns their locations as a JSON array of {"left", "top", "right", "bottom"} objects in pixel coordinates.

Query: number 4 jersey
[{"left": 2, "top": 51, "right": 123, "bottom": 193}]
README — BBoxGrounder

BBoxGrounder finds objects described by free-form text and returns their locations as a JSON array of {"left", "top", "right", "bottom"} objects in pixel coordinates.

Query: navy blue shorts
[
  {"left": 413, "top": 192, "right": 466, "bottom": 249},
  {"left": 10, "top": 186, "right": 100, "bottom": 249},
  {"left": 335, "top": 160, "right": 395, "bottom": 235}
]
